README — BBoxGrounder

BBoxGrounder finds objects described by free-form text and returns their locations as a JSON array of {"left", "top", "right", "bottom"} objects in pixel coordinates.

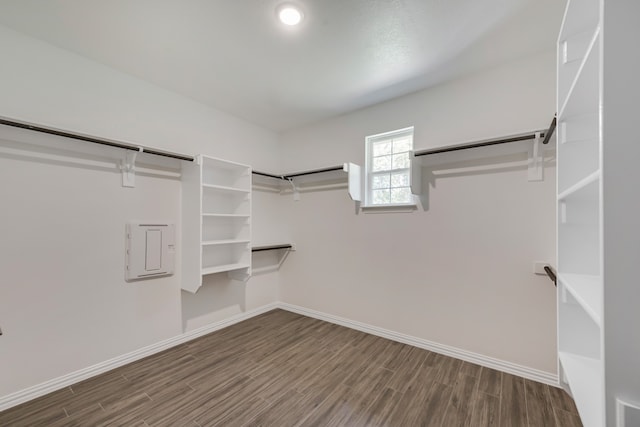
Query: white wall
[
  {"left": 278, "top": 51, "right": 558, "bottom": 375},
  {"left": 0, "top": 25, "right": 282, "bottom": 398}
]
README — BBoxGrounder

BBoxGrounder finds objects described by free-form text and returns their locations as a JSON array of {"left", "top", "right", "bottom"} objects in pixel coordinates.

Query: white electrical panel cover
[{"left": 125, "top": 222, "right": 175, "bottom": 281}]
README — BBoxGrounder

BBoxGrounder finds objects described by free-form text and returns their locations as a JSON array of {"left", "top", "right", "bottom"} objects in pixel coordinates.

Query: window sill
[{"left": 361, "top": 204, "right": 417, "bottom": 214}]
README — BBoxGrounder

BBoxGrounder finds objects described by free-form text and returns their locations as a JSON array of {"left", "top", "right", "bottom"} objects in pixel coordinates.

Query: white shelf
[
  {"left": 202, "top": 239, "right": 250, "bottom": 246},
  {"left": 558, "top": 170, "right": 600, "bottom": 280},
  {"left": 202, "top": 183, "right": 250, "bottom": 193},
  {"left": 558, "top": 0, "right": 600, "bottom": 41},
  {"left": 202, "top": 263, "right": 250, "bottom": 275},
  {"left": 202, "top": 208, "right": 249, "bottom": 217},
  {"left": 559, "top": 27, "right": 600, "bottom": 119},
  {"left": 559, "top": 274, "right": 602, "bottom": 326},
  {"left": 202, "top": 213, "right": 250, "bottom": 218},
  {"left": 557, "top": 110, "right": 600, "bottom": 195},
  {"left": 202, "top": 156, "right": 249, "bottom": 170},
  {"left": 558, "top": 27, "right": 599, "bottom": 105},
  {"left": 558, "top": 170, "right": 599, "bottom": 201},
  {"left": 557, "top": 138, "right": 599, "bottom": 195},
  {"left": 559, "top": 352, "right": 604, "bottom": 427}
]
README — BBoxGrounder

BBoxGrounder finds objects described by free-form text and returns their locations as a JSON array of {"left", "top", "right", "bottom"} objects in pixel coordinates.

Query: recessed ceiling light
[{"left": 277, "top": 4, "right": 303, "bottom": 26}]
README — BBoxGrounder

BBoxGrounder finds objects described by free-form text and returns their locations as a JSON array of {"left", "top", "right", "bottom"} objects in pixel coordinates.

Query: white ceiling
[{"left": 0, "top": 0, "right": 564, "bottom": 132}]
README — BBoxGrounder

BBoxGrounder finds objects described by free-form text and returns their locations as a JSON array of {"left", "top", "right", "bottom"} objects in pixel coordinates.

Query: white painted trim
[
  {"left": 278, "top": 302, "right": 560, "bottom": 387},
  {"left": 0, "top": 302, "right": 278, "bottom": 412}
]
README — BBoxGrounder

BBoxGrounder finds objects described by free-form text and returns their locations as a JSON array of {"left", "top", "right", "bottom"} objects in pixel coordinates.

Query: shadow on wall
[
  {"left": 181, "top": 249, "right": 290, "bottom": 332},
  {"left": 417, "top": 150, "right": 557, "bottom": 211},
  {"left": 0, "top": 128, "right": 183, "bottom": 180},
  {"left": 180, "top": 250, "right": 288, "bottom": 331},
  {"left": 180, "top": 274, "right": 247, "bottom": 332},
  {"left": 251, "top": 249, "right": 291, "bottom": 275}
]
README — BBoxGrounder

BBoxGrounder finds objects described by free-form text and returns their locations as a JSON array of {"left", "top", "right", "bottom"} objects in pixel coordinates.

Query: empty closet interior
[{"left": 0, "top": 1, "right": 638, "bottom": 426}]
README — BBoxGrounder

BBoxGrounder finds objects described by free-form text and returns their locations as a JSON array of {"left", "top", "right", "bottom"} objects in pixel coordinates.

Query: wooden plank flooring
[{"left": 0, "top": 309, "right": 582, "bottom": 426}]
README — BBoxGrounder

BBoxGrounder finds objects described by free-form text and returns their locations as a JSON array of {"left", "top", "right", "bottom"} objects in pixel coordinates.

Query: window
[{"left": 365, "top": 127, "right": 414, "bottom": 206}]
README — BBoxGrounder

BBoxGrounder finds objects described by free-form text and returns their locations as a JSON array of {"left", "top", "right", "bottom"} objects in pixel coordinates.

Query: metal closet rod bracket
[
  {"left": 542, "top": 115, "right": 557, "bottom": 145},
  {"left": 544, "top": 265, "right": 557, "bottom": 287}
]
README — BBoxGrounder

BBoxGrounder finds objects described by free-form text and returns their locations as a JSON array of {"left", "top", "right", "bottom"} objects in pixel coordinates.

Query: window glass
[
  {"left": 372, "top": 174, "right": 390, "bottom": 189},
  {"left": 391, "top": 172, "right": 409, "bottom": 188},
  {"left": 373, "top": 141, "right": 392, "bottom": 156},
  {"left": 391, "top": 152, "right": 410, "bottom": 169},
  {"left": 372, "top": 155, "right": 391, "bottom": 172},
  {"left": 365, "top": 127, "right": 414, "bottom": 206}
]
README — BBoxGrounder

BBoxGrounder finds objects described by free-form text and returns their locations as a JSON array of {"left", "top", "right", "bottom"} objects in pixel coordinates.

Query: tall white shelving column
[
  {"left": 557, "top": 1, "right": 640, "bottom": 426},
  {"left": 556, "top": 1, "right": 603, "bottom": 424},
  {"left": 182, "top": 155, "right": 252, "bottom": 293}
]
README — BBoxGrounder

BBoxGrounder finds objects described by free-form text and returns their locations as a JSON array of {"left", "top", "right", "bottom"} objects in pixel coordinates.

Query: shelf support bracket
[
  {"left": 287, "top": 178, "right": 300, "bottom": 201},
  {"left": 228, "top": 269, "right": 250, "bottom": 282},
  {"left": 343, "top": 163, "right": 362, "bottom": 202},
  {"left": 528, "top": 132, "right": 543, "bottom": 182},
  {"left": 121, "top": 148, "right": 142, "bottom": 188}
]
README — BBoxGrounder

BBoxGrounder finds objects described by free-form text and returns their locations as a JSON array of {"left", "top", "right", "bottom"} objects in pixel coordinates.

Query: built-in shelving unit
[
  {"left": 556, "top": 1, "right": 603, "bottom": 425},
  {"left": 182, "top": 155, "right": 251, "bottom": 293},
  {"left": 556, "top": 1, "right": 640, "bottom": 426}
]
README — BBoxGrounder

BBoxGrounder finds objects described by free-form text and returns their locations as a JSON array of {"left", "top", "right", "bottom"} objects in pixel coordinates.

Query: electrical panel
[{"left": 125, "top": 222, "right": 175, "bottom": 282}]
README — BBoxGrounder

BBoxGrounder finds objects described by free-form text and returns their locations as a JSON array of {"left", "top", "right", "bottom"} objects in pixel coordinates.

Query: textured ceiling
[{"left": 0, "top": 0, "right": 564, "bottom": 131}]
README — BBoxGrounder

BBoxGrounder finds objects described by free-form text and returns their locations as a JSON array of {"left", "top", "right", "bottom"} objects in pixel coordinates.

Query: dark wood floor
[{"left": 0, "top": 309, "right": 582, "bottom": 426}]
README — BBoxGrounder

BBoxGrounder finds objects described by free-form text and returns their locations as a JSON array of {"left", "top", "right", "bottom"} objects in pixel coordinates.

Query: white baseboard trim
[
  {"left": 1, "top": 300, "right": 559, "bottom": 411},
  {"left": 0, "top": 302, "right": 279, "bottom": 412},
  {"left": 278, "top": 302, "right": 559, "bottom": 387}
]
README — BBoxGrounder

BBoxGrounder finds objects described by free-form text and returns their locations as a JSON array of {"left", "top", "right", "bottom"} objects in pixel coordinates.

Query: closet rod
[
  {"left": 0, "top": 116, "right": 195, "bottom": 162},
  {"left": 414, "top": 130, "right": 547, "bottom": 157},
  {"left": 544, "top": 266, "right": 557, "bottom": 287},
  {"left": 253, "top": 171, "right": 284, "bottom": 180},
  {"left": 253, "top": 165, "right": 343, "bottom": 181},
  {"left": 286, "top": 166, "right": 343, "bottom": 178},
  {"left": 252, "top": 244, "right": 293, "bottom": 252}
]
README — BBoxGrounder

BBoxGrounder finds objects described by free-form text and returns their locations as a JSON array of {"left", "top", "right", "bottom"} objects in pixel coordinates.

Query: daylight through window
[{"left": 365, "top": 127, "right": 414, "bottom": 206}]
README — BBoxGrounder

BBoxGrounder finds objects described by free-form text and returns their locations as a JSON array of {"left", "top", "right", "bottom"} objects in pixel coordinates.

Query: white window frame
[{"left": 364, "top": 126, "right": 415, "bottom": 208}]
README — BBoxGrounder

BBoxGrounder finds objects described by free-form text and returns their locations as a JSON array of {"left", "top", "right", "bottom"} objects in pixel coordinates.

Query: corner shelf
[{"left": 182, "top": 155, "right": 252, "bottom": 293}]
